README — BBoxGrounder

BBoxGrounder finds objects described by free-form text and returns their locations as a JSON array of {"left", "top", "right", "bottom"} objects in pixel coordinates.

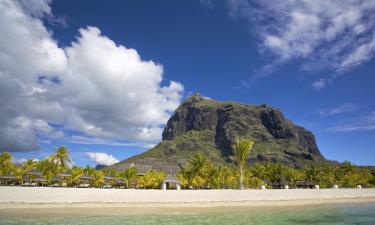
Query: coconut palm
[
  {"left": 215, "top": 165, "right": 232, "bottom": 189},
  {"left": 138, "top": 170, "right": 165, "bottom": 189},
  {"left": 90, "top": 170, "right": 105, "bottom": 187},
  {"left": 250, "top": 163, "right": 266, "bottom": 180},
  {"left": 37, "top": 159, "right": 59, "bottom": 183},
  {"left": 84, "top": 165, "right": 95, "bottom": 175},
  {"left": 67, "top": 166, "right": 84, "bottom": 187},
  {"left": 120, "top": 167, "right": 138, "bottom": 188},
  {"left": 0, "top": 151, "right": 14, "bottom": 176},
  {"left": 19, "top": 159, "right": 38, "bottom": 180},
  {"left": 48, "top": 146, "right": 71, "bottom": 172},
  {"left": 188, "top": 153, "right": 207, "bottom": 186},
  {"left": 233, "top": 138, "right": 254, "bottom": 189}
]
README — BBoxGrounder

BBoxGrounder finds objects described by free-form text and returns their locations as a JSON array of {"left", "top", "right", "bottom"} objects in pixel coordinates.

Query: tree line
[{"left": 1, "top": 139, "right": 374, "bottom": 189}]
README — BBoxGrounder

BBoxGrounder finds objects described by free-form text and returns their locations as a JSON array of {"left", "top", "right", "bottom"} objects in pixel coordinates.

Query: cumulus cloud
[
  {"left": 0, "top": 0, "right": 184, "bottom": 151},
  {"left": 227, "top": 0, "right": 375, "bottom": 83},
  {"left": 319, "top": 103, "right": 358, "bottom": 116},
  {"left": 86, "top": 152, "right": 119, "bottom": 166}
]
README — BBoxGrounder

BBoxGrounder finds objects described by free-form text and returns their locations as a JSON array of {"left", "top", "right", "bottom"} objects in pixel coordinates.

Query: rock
[{"left": 112, "top": 93, "right": 328, "bottom": 170}]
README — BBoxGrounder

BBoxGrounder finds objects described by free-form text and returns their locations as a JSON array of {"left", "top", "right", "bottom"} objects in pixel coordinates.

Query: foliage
[
  {"left": 233, "top": 139, "right": 254, "bottom": 189},
  {"left": 67, "top": 166, "right": 84, "bottom": 187},
  {"left": 1, "top": 144, "right": 375, "bottom": 189},
  {"left": 90, "top": 170, "right": 105, "bottom": 187},
  {"left": 48, "top": 146, "right": 71, "bottom": 172},
  {"left": 138, "top": 170, "right": 166, "bottom": 189},
  {"left": 119, "top": 167, "right": 138, "bottom": 188},
  {"left": 0, "top": 151, "right": 15, "bottom": 176}
]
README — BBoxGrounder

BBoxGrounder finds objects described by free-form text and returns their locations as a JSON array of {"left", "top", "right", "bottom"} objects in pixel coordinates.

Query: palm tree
[
  {"left": 68, "top": 167, "right": 84, "bottom": 187},
  {"left": 216, "top": 165, "right": 231, "bottom": 189},
  {"left": 90, "top": 170, "right": 104, "bottom": 187},
  {"left": 250, "top": 163, "right": 266, "bottom": 180},
  {"left": 37, "top": 159, "right": 59, "bottom": 183},
  {"left": 0, "top": 151, "right": 14, "bottom": 176},
  {"left": 19, "top": 159, "right": 38, "bottom": 180},
  {"left": 233, "top": 138, "right": 254, "bottom": 189},
  {"left": 188, "top": 153, "right": 207, "bottom": 187},
  {"left": 48, "top": 146, "right": 71, "bottom": 172},
  {"left": 120, "top": 167, "right": 138, "bottom": 188}
]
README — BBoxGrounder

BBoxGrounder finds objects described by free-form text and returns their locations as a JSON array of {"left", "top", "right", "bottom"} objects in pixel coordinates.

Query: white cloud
[
  {"left": 69, "top": 135, "right": 155, "bottom": 149},
  {"left": 86, "top": 152, "right": 119, "bottom": 166},
  {"left": 312, "top": 78, "right": 331, "bottom": 91},
  {"left": 13, "top": 158, "right": 27, "bottom": 164},
  {"left": 0, "top": 0, "right": 184, "bottom": 151},
  {"left": 328, "top": 111, "right": 375, "bottom": 132},
  {"left": 228, "top": 0, "right": 375, "bottom": 83},
  {"left": 319, "top": 103, "right": 358, "bottom": 116}
]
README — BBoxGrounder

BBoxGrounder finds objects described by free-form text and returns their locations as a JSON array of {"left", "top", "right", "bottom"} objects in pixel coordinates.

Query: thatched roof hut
[
  {"left": 162, "top": 174, "right": 182, "bottom": 190},
  {"left": 163, "top": 174, "right": 182, "bottom": 185},
  {"left": 79, "top": 174, "right": 92, "bottom": 181}
]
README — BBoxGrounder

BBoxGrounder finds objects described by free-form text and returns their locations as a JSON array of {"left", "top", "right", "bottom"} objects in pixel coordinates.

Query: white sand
[{"left": 1, "top": 187, "right": 375, "bottom": 206}]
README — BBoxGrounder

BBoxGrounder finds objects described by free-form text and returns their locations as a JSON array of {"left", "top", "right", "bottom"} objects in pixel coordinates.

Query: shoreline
[
  {"left": 1, "top": 199, "right": 375, "bottom": 215},
  {"left": 1, "top": 187, "right": 375, "bottom": 214}
]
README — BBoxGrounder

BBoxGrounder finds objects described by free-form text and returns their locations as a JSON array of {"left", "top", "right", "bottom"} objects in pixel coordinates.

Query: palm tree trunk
[{"left": 240, "top": 165, "right": 244, "bottom": 190}]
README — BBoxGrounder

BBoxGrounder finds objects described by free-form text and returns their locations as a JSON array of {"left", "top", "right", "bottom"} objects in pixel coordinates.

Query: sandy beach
[{"left": 1, "top": 187, "right": 375, "bottom": 214}]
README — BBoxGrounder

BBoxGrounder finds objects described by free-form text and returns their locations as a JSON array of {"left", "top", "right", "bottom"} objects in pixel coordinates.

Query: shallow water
[{"left": 0, "top": 204, "right": 374, "bottom": 225}]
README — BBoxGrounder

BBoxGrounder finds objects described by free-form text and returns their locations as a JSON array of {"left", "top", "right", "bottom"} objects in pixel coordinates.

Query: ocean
[{"left": 0, "top": 203, "right": 374, "bottom": 225}]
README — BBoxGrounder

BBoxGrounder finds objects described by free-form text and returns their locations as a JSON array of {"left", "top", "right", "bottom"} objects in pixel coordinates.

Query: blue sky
[{"left": 1, "top": 0, "right": 375, "bottom": 166}]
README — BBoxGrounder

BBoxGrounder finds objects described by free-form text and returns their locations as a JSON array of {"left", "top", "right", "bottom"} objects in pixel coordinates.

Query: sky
[{"left": 1, "top": 0, "right": 374, "bottom": 167}]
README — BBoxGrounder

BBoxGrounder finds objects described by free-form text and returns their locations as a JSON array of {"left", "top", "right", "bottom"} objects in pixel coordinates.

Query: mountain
[
  {"left": 112, "top": 94, "right": 329, "bottom": 170},
  {"left": 95, "top": 164, "right": 107, "bottom": 170}
]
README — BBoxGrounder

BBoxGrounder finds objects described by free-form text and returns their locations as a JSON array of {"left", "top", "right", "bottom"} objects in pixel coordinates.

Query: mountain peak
[{"left": 113, "top": 96, "right": 328, "bottom": 170}]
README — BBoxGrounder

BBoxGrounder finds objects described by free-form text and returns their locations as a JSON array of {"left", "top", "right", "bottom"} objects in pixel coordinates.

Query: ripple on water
[{"left": 0, "top": 204, "right": 375, "bottom": 225}]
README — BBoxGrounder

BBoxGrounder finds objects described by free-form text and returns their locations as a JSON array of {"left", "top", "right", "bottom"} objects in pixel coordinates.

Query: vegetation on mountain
[{"left": 114, "top": 94, "right": 329, "bottom": 169}]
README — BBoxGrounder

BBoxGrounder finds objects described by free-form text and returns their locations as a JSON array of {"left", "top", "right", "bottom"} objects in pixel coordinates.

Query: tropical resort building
[{"left": 162, "top": 174, "right": 182, "bottom": 190}]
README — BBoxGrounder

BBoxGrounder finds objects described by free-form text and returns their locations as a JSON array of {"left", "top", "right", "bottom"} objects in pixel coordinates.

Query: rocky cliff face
[{"left": 113, "top": 94, "right": 327, "bottom": 169}]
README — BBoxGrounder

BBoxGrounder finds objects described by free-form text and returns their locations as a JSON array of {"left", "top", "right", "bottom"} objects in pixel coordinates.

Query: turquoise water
[{"left": 0, "top": 204, "right": 374, "bottom": 225}]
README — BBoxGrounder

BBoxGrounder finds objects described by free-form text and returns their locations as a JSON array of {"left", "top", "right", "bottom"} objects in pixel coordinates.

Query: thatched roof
[
  {"left": 134, "top": 164, "right": 153, "bottom": 175},
  {"left": 79, "top": 174, "right": 92, "bottom": 180},
  {"left": 33, "top": 177, "right": 47, "bottom": 182},
  {"left": 104, "top": 176, "right": 115, "bottom": 180},
  {"left": 27, "top": 169, "right": 42, "bottom": 176},
  {"left": 57, "top": 173, "right": 71, "bottom": 178},
  {"left": 153, "top": 165, "right": 181, "bottom": 174},
  {"left": 116, "top": 179, "right": 125, "bottom": 184},
  {"left": 163, "top": 174, "right": 181, "bottom": 184},
  {"left": 114, "top": 160, "right": 182, "bottom": 175},
  {"left": 0, "top": 175, "right": 17, "bottom": 179}
]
